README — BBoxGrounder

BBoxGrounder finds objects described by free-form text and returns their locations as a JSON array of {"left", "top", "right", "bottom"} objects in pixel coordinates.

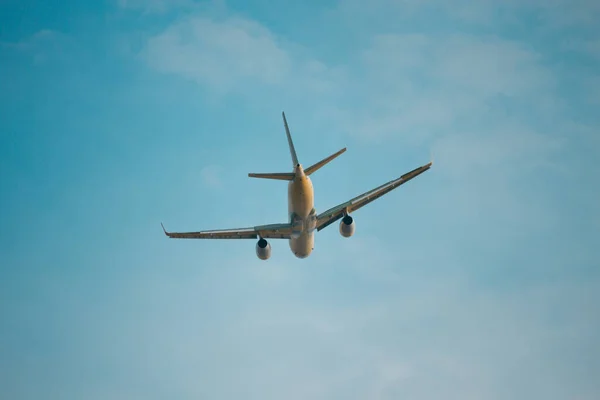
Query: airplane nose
[{"left": 293, "top": 247, "right": 312, "bottom": 259}]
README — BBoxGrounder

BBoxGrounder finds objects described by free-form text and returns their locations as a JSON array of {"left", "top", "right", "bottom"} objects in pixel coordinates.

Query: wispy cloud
[
  {"left": 1, "top": 29, "right": 56, "bottom": 48},
  {"left": 332, "top": 33, "right": 556, "bottom": 142},
  {"left": 100, "top": 260, "right": 598, "bottom": 399},
  {"left": 143, "top": 16, "right": 292, "bottom": 92},
  {"left": 0, "top": 30, "right": 71, "bottom": 64},
  {"left": 117, "top": 0, "right": 198, "bottom": 14},
  {"left": 561, "top": 38, "right": 600, "bottom": 60},
  {"left": 141, "top": 14, "right": 345, "bottom": 99},
  {"left": 3, "top": 1, "right": 597, "bottom": 399},
  {"left": 336, "top": 0, "right": 600, "bottom": 28}
]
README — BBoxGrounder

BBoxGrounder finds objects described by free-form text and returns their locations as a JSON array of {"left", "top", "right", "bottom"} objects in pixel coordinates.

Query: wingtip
[{"left": 161, "top": 222, "right": 168, "bottom": 236}]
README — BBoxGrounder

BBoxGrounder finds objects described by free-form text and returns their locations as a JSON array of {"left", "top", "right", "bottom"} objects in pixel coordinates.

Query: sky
[{"left": 1, "top": 0, "right": 599, "bottom": 399}]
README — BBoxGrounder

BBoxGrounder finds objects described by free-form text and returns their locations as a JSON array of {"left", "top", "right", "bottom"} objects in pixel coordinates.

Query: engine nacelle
[
  {"left": 255, "top": 238, "right": 272, "bottom": 260},
  {"left": 339, "top": 215, "right": 355, "bottom": 238}
]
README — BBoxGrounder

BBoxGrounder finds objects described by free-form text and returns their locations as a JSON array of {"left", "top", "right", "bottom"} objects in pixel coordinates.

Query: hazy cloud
[
  {"left": 7, "top": 2, "right": 590, "bottom": 399},
  {"left": 79, "top": 259, "right": 598, "bottom": 400},
  {"left": 330, "top": 33, "right": 556, "bottom": 144},
  {"left": 0, "top": 30, "right": 72, "bottom": 64},
  {"left": 335, "top": 0, "right": 600, "bottom": 27},
  {"left": 141, "top": 14, "right": 348, "bottom": 101},
  {"left": 1, "top": 29, "right": 56, "bottom": 48},
  {"left": 117, "top": 0, "right": 198, "bottom": 13},
  {"left": 199, "top": 164, "right": 223, "bottom": 188},
  {"left": 143, "top": 16, "right": 292, "bottom": 92}
]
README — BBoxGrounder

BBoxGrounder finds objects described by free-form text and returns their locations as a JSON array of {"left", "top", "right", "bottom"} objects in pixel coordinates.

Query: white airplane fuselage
[{"left": 287, "top": 164, "right": 316, "bottom": 258}]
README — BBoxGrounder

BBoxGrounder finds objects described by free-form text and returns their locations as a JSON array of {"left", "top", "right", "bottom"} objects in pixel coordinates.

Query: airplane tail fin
[
  {"left": 248, "top": 112, "right": 345, "bottom": 180},
  {"left": 247, "top": 112, "right": 298, "bottom": 180},
  {"left": 305, "top": 147, "right": 347, "bottom": 176},
  {"left": 248, "top": 172, "right": 295, "bottom": 180},
  {"left": 282, "top": 111, "right": 299, "bottom": 167}
]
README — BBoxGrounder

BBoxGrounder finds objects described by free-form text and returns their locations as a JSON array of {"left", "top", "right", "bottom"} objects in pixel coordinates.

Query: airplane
[{"left": 161, "top": 112, "right": 432, "bottom": 260}]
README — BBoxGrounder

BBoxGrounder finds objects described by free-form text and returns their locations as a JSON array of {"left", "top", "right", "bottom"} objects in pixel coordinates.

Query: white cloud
[
  {"left": 143, "top": 16, "right": 292, "bottom": 93},
  {"left": 341, "top": 33, "right": 555, "bottom": 140},
  {"left": 141, "top": 15, "right": 347, "bottom": 99},
  {"left": 432, "top": 36, "right": 551, "bottom": 95},
  {"left": 117, "top": 0, "right": 198, "bottom": 13}
]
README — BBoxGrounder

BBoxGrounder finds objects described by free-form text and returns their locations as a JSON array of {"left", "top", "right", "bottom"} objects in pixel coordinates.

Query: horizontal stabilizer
[
  {"left": 305, "top": 147, "right": 347, "bottom": 176},
  {"left": 248, "top": 172, "right": 295, "bottom": 180}
]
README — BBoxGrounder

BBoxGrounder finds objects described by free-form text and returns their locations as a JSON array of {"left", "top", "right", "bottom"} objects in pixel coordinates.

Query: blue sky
[{"left": 1, "top": 0, "right": 599, "bottom": 398}]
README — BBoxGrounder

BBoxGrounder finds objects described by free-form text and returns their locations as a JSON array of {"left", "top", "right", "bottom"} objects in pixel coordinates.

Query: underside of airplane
[{"left": 162, "top": 112, "right": 432, "bottom": 260}]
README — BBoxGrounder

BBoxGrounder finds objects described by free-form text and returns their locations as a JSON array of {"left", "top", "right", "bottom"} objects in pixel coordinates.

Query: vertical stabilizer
[{"left": 282, "top": 112, "right": 299, "bottom": 167}]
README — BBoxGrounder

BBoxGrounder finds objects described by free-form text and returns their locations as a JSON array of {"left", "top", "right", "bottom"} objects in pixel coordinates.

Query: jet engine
[
  {"left": 339, "top": 215, "right": 355, "bottom": 238},
  {"left": 255, "top": 238, "right": 272, "bottom": 260}
]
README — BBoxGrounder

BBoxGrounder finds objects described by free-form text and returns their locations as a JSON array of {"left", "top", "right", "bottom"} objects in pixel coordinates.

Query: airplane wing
[
  {"left": 161, "top": 222, "right": 294, "bottom": 239},
  {"left": 316, "top": 161, "right": 432, "bottom": 231}
]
